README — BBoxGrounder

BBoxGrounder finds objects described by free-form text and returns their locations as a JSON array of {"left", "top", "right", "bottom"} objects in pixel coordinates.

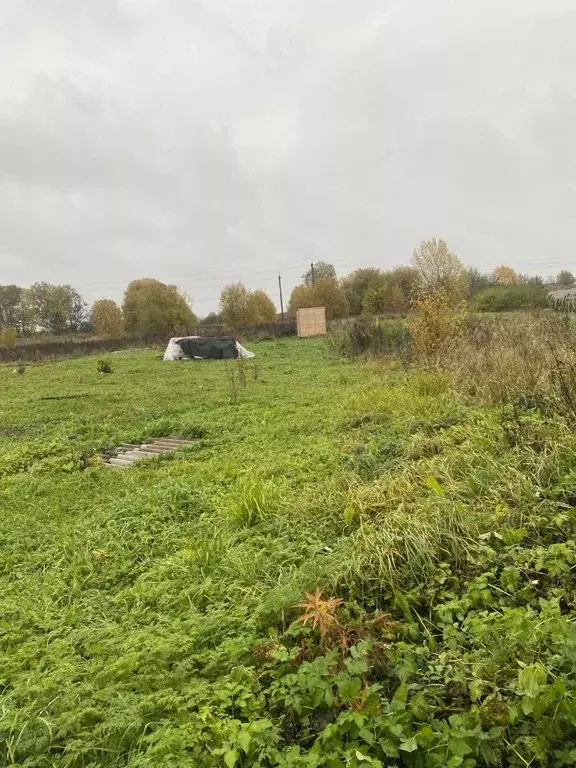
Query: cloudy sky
[{"left": 1, "top": 0, "right": 575, "bottom": 313}]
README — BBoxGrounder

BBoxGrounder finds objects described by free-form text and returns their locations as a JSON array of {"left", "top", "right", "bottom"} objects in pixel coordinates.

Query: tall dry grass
[
  {"left": 440, "top": 312, "right": 576, "bottom": 415},
  {"left": 332, "top": 306, "right": 576, "bottom": 419}
]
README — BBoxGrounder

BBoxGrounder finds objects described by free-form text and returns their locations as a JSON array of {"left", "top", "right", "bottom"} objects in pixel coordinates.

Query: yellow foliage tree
[
  {"left": 246, "top": 289, "right": 277, "bottom": 324},
  {"left": 90, "top": 299, "right": 124, "bottom": 336},
  {"left": 220, "top": 283, "right": 250, "bottom": 327},
  {"left": 287, "top": 285, "right": 315, "bottom": 316},
  {"left": 312, "top": 277, "right": 349, "bottom": 320},
  {"left": 220, "top": 283, "right": 277, "bottom": 327},
  {"left": 288, "top": 278, "right": 349, "bottom": 321},
  {"left": 491, "top": 265, "right": 519, "bottom": 285}
]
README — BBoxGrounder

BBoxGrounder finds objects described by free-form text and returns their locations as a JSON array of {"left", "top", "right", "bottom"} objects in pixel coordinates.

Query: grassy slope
[{"left": 2, "top": 339, "right": 576, "bottom": 766}]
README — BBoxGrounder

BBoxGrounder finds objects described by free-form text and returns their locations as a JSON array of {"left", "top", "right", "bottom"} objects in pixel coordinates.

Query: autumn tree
[
  {"left": 411, "top": 238, "right": 468, "bottom": 303},
  {"left": 247, "top": 289, "right": 277, "bottom": 324},
  {"left": 302, "top": 261, "right": 337, "bottom": 287},
  {"left": 288, "top": 277, "right": 348, "bottom": 320},
  {"left": 557, "top": 270, "right": 575, "bottom": 287},
  {"left": 288, "top": 285, "right": 315, "bottom": 316},
  {"left": 491, "top": 265, "right": 519, "bottom": 285},
  {"left": 27, "top": 282, "right": 87, "bottom": 334},
  {"left": 90, "top": 299, "right": 124, "bottom": 335},
  {"left": 123, "top": 278, "right": 196, "bottom": 335},
  {"left": 341, "top": 268, "right": 384, "bottom": 315},
  {"left": 362, "top": 281, "right": 406, "bottom": 315},
  {"left": 219, "top": 283, "right": 277, "bottom": 327},
  {"left": 312, "top": 277, "right": 349, "bottom": 319},
  {"left": 219, "top": 283, "right": 250, "bottom": 327}
]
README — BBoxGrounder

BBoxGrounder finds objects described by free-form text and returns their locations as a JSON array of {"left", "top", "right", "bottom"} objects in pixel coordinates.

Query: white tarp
[
  {"left": 235, "top": 342, "right": 255, "bottom": 359},
  {"left": 163, "top": 337, "right": 254, "bottom": 361},
  {"left": 163, "top": 338, "right": 186, "bottom": 361}
]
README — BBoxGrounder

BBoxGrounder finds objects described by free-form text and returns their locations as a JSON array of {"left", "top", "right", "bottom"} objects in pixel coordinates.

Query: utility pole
[
  {"left": 311, "top": 262, "right": 315, "bottom": 285},
  {"left": 278, "top": 273, "right": 284, "bottom": 321}
]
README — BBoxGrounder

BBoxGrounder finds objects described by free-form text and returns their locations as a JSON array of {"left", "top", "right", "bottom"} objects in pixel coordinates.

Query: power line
[
  {"left": 69, "top": 262, "right": 315, "bottom": 291},
  {"left": 16, "top": 256, "right": 576, "bottom": 303},
  {"left": 60, "top": 258, "right": 362, "bottom": 293}
]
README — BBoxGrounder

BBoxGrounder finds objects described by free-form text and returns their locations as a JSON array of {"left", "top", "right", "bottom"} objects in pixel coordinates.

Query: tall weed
[
  {"left": 409, "top": 291, "right": 468, "bottom": 361},
  {"left": 445, "top": 312, "right": 576, "bottom": 415},
  {"left": 231, "top": 475, "right": 283, "bottom": 526},
  {"left": 329, "top": 316, "right": 412, "bottom": 361}
]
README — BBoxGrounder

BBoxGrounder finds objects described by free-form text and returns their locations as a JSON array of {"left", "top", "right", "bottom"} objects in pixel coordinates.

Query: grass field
[{"left": 2, "top": 337, "right": 576, "bottom": 767}]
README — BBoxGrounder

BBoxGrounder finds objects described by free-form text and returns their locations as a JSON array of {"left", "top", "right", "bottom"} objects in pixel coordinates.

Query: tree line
[
  {"left": 286, "top": 240, "right": 567, "bottom": 319},
  {"left": 0, "top": 277, "right": 281, "bottom": 341},
  {"left": 0, "top": 280, "right": 195, "bottom": 339},
  {"left": 0, "top": 240, "right": 573, "bottom": 341}
]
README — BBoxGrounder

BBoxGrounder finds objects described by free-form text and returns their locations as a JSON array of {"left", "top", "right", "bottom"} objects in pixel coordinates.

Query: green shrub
[
  {"left": 96, "top": 358, "right": 113, "bottom": 374},
  {"left": 474, "top": 283, "right": 549, "bottom": 312}
]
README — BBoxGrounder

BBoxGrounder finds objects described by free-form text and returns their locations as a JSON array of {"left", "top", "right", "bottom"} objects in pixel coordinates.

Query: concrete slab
[
  {"left": 101, "top": 436, "right": 197, "bottom": 467},
  {"left": 109, "top": 457, "right": 135, "bottom": 467}
]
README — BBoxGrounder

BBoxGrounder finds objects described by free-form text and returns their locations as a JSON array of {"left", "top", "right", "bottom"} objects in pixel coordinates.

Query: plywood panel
[{"left": 296, "top": 307, "right": 327, "bottom": 337}]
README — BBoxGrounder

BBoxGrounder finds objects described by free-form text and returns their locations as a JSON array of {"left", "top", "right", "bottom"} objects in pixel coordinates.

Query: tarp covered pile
[{"left": 163, "top": 336, "right": 254, "bottom": 361}]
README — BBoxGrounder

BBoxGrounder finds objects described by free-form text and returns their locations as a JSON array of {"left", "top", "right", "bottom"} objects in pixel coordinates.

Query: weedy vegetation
[
  {"left": 3, "top": 321, "right": 576, "bottom": 767},
  {"left": 97, "top": 358, "right": 113, "bottom": 375}
]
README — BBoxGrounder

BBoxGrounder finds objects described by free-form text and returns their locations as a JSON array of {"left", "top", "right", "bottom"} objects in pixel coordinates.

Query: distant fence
[{"left": 0, "top": 321, "right": 298, "bottom": 364}]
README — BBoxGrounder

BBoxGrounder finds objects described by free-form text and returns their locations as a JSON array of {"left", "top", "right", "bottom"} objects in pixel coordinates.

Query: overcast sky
[{"left": 1, "top": 0, "right": 575, "bottom": 313}]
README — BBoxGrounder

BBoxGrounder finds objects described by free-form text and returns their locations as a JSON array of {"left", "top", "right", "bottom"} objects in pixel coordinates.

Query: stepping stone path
[{"left": 102, "top": 437, "right": 197, "bottom": 468}]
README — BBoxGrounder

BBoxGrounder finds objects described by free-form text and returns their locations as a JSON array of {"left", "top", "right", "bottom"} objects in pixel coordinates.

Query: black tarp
[{"left": 176, "top": 336, "right": 239, "bottom": 359}]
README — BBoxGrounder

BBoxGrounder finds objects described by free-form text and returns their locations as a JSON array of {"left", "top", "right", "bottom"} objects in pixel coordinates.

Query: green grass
[{"left": 2, "top": 338, "right": 576, "bottom": 766}]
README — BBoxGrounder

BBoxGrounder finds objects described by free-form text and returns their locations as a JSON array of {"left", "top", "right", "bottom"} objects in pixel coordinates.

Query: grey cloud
[{"left": 1, "top": 0, "right": 576, "bottom": 309}]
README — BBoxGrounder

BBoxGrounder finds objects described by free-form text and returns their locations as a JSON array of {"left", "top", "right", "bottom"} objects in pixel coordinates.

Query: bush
[
  {"left": 474, "top": 283, "right": 549, "bottom": 312},
  {"left": 329, "top": 316, "right": 412, "bottom": 360},
  {"left": 0, "top": 327, "right": 18, "bottom": 347},
  {"left": 410, "top": 291, "right": 468, "bottom": 359},
  {"left": 97, "top": 358, "right": 113, "bottom": 374}
]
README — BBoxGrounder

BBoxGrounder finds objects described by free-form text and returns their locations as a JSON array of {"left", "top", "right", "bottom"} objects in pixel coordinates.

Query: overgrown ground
[{"left": 2, "top": 338, "right": 576, "bottom": 767}]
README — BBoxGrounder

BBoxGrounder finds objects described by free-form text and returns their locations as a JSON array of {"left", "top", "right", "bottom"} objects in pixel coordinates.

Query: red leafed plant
[{"left": 295, "top": 588, "right": 345, "bottom": 648}]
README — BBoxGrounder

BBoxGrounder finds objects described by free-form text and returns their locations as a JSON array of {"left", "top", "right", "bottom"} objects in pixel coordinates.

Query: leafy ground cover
[{"left": 2, "top": 339, "right": 576, "bottom": 766}]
